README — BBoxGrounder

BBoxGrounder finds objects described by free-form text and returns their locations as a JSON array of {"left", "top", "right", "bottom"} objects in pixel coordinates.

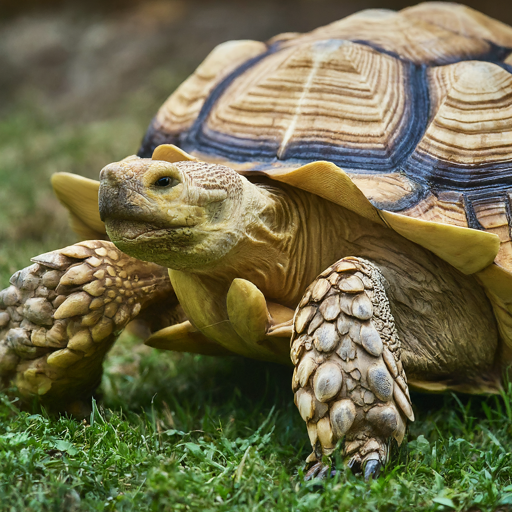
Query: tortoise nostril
[{"left": 99, "top": 165, "right": 121, "bottom": 184}]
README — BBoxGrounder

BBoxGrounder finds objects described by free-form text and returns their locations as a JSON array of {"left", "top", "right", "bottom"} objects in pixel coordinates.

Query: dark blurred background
[
  {"left": 2, "top": 0, "right": 512, "bottom": 119},
  {"left": 0, "top": 0, "right": 512, "bottom": 277}
]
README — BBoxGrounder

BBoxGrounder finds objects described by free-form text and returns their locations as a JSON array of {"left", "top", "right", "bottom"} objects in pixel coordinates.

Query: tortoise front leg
[
  {"left": 292, "top": 257, "right": 413, "bottom": 480},
  {"left": 0, "top": 240, "right": 176, "bottom": 416}
]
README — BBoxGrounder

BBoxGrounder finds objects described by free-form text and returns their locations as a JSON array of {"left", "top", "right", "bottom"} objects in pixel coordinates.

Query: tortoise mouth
[
  {"left": 106, "top": 219, "right": 198, "bottom": 243},
  {"left": 106, "top": 217, "right": 205, "bottom": 267},
  {"left": 129, "top": 227, "right": 190, "bottom": 241}
]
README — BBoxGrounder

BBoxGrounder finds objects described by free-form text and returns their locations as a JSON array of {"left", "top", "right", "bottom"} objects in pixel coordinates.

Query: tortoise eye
[{"left": 154, "top": 176, "right": 178, "bottom": 188}]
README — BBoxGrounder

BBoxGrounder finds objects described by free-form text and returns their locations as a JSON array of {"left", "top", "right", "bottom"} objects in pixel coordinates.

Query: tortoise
[{"left": 2, "top": 1, "right": 512, "bottom": 480}]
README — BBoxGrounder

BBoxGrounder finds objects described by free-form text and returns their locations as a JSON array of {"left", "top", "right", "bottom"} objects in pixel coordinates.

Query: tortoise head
[{"left": 99, "top": 155, "right": 251, "bottom": 271}]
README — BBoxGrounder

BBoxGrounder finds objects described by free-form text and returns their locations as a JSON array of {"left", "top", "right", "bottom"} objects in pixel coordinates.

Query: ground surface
[{"left": 1, "top": 1, "right": 512, "bottom": 510}]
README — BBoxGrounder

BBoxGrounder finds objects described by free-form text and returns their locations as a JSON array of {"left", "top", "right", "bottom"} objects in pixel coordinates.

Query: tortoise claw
[
  {"left": 317, "top": 464, "right": 330, "bottom": 479},
  {"left": 364, "top": 459, "right": 382, "bottom": 481},
  {"left": 304, "top": 462, "right": 324, "bottom": 481},
  {"left": 304, "top": 460, "right": 339, "bottom": 482}
]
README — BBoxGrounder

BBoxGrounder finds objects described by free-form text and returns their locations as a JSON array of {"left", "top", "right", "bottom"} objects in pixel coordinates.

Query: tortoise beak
[
  {"left": 98, "top": 160, "right": 206, "bottom": 235},
  {"left": 98, "top": 163, "right": 153, "bottom": 223}
]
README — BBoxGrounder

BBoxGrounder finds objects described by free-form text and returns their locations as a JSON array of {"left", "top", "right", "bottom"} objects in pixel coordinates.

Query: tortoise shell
[
  {"left": 53, "top": 3, "right": 512, "bottom": 361},
  {"left": 139, "top": 3, "right": 512, "bottom": 268}
]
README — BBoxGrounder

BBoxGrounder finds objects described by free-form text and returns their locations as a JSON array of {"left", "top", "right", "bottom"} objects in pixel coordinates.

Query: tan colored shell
[
  {"left": 59, "top": 4, "right": 512, "bottom": 363},
  {"left": 150, "top": 40, "right": 266, "bottom": 143},
  {"left": 141, "top": 4, "right": 512, "bottom": 275}
]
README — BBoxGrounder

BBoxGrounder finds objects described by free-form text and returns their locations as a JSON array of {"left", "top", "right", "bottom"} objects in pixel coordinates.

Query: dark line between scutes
[
  {"left": 135, "top": 36, "right": 512, "bottom": 227},
  {"left": 182, "top": 45, "right": 279, "bottom": 152},
  {"left": 182, "top": 45, "right": 431, "bottom": 174},
  {"left": 462, "top": 194, "right": 484, "bottom": 230},
  {"left": 403, "top": 151, "right": 512, "bottom": 192},
  {"left": 505, "top": 192, "right": 512, "bottom": 241},
  {"left": 137, "top": 34, "right": 512, "bottom": 160},
  {"left": 137, "top": 120, "right": 179, "bottom": 158}
]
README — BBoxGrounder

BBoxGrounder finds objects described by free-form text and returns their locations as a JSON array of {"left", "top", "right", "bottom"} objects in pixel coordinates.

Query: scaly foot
[
  {"left": 292, "top": 257, "right": 413, "bottom": 479},
  {"left": 0, "top": 240, "right": 174, "bottom": 415}
]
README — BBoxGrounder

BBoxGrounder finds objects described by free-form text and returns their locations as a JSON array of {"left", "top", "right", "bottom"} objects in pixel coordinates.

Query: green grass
[
  {"left": 1, "top": 82, "right": 512, "bottom": 512},
  {"left": 1, "top": 344, "right": 512, "bottom": 511}
]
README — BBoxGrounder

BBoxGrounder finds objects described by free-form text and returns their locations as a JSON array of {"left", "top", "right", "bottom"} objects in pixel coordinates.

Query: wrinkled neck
[
  {"left": 192, "top": 179, "right": 365, "bottom": 308},
  {"left": 191, "top": 180, "right": 297, "bottom": 293},
  {"left": 252, "top": 185, "right": 357, "bottom": 306}
]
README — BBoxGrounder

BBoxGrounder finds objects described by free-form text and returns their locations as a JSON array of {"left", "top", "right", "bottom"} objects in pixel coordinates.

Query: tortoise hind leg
[
  {"left": 292, "top": 257, "right": 413, "bottom": 480},
  {"left": 0, "top": 240, "right": 175, "bottom": 416}
]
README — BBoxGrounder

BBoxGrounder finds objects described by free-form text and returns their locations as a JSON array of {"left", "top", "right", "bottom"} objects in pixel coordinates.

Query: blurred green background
[{"left": 1, "top": 2, "right": 512, "bottom": 510}]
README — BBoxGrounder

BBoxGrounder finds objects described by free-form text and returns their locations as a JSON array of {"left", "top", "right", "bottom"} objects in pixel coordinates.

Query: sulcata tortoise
[{"left": 2, "top": 1, "right": 512, "bottom": 480}]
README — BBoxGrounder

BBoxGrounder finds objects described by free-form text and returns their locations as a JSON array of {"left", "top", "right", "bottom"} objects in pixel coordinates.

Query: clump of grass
[{"left": 1, "top": 339, "right": 512, "bottom": 511}]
